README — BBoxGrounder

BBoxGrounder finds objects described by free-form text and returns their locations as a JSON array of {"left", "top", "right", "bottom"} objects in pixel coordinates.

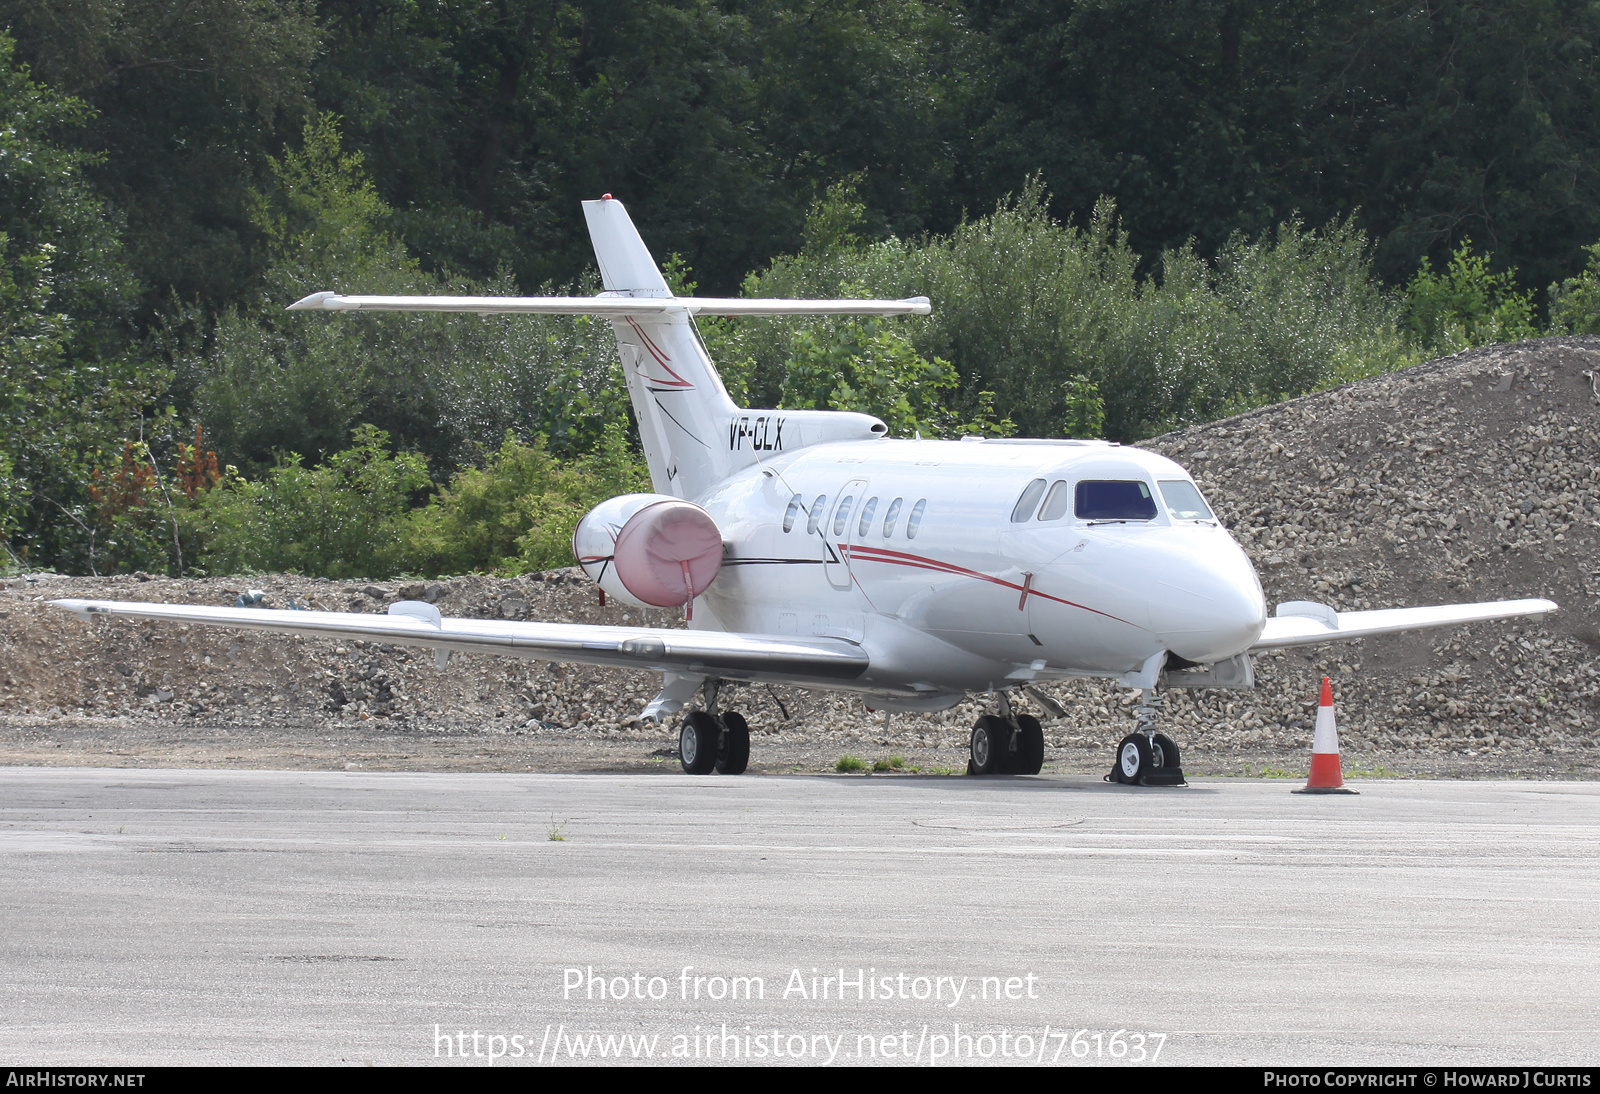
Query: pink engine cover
[{"left": 611, "top": 499, "right": 724, "bottom": 607}]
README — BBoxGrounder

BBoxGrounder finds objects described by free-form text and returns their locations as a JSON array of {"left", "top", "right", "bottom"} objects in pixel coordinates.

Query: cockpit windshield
[
  {"left": 1075, "top": 480, "right": 1157, "bottom": 521},
  {"left": 1158, "top": 479, "right": 1216, "bottom": 521}
]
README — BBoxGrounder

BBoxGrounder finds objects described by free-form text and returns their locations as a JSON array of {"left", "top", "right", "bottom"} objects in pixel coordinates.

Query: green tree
[
  {"left": 189, "top": 115, "right": 628, "bottom": 475},
  {"left": 0, "top": 32, "right": 153, "bottom": 570},
  {"left": 0, "top": 0, "right": 321, "bottom": 318}
]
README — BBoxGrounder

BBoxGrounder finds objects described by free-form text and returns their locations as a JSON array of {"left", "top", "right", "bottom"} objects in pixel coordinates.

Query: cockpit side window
[
  {"left": 1037, "top": 480, "right": 1071, "bottom": 521},
  {"left": 1075, "top": 480, "right": 1157, "bottom": 521},
  {"left": 1010, "top": 478, "right": 1047, "bottom": 523},
  {"left": 1158, "top": 480, "right": 1215, "bottom": 521}
]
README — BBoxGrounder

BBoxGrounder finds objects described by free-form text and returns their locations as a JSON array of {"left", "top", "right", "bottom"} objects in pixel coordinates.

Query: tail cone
[{"left": 1293, "top": 676, "right": 1359, "bottom": 795}]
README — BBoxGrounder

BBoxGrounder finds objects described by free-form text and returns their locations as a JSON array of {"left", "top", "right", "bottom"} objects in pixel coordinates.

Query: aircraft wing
[
  {"left": 1251, "top": 598, "right": 1557, "bottom": 650},
  {"left": 49, "top": 598, "right": 869, "bottom": 684},
  {"left": 287, "top": 292, "right": 932, "bottom": 317}
]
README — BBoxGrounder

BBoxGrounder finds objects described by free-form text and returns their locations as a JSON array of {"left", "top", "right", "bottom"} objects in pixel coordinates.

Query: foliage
[
  {"left": 726, "top": 181, "right": 1404, "bottom": 440},
  {"left": 778, "top": 318, "right": 1014, "bottom": 438},
  {"left": 193, "top": 425, "right": 431, "bottom": 579},
  {"left": 0, "top": 0, "right": 321, "bottom": 317},
  {"left": 0, "top": 32, "right": 155, "bottom": 570},
  {"left": 402, "top": 423, "right": 650, "bottom": 577},
  {"left": 1548, "top": 244, "right": 1600, "bottom": 335},
  {"left": 1401, "top": 241, "right": 1539, "bottom": 353},
  {"left": 188, "top": 116, "right": 626, "bottom": 475}
]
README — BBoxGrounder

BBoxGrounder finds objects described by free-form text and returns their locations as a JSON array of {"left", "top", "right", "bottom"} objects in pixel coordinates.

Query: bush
[
  {"left": 1549, "top": 243, "right": 1600, "bottom": 335},
  {"left": 714, "top": 181, "right": 1405, "bottom": 442},
  {"left": 193, "top": 425, "right": 430, "bottom": 579},
  {"left": 1401, "top": 240, "right": 1538, "bottom": 353},
  {"left": 401, "top": 423, "right": 650, "bottom": 576}
]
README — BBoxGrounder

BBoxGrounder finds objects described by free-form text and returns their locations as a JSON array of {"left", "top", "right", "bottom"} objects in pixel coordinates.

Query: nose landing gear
[{"left": 1108, "top": 690, "right": 1187, "bottom": 786}]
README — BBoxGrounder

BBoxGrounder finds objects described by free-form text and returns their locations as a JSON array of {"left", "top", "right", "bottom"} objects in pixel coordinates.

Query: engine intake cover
[
  {"left": 613, "top": 499, "right": 723, "bottom": 607},
  {"left": 573, "top": 493, "right": 723, "bottom": 609}
]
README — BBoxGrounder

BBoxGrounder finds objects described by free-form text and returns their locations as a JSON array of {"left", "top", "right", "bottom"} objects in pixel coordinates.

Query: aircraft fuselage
[{"left": 692, "top": 435, "right": 1268, "bottom": 709}]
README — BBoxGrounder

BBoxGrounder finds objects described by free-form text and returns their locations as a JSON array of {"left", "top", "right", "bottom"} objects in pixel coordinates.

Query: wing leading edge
[
  {"left": 50, "top": 598, "right": 869, "bottom": 685},
  {"left": 1251, "top": 598, "right": 1557, "bottom": 650}
]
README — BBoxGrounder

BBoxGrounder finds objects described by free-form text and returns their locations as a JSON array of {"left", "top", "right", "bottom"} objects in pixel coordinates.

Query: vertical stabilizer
[{"left": 583, "top": 198, "right": 740, "bottom": 499}]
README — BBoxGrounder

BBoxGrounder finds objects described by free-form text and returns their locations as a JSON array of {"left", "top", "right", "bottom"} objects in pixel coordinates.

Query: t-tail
[{"left": 289, "top": 195, "right": 931, "bottom": 500}]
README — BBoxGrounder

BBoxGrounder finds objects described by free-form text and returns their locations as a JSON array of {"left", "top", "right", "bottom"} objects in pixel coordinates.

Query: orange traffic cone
[{"left": 1293, "top": 676, "right": 1359, "bottom": 795}]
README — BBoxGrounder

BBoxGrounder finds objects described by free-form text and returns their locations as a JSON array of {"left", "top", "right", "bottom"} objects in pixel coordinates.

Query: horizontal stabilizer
[
  {"left": 50, "top": 599, "right": 870, "bottom": 683},
  {"left": 287, "top": 291, "right": 931, "bottom": 317},
  {"left": 1251, "top": 598, "right": 1557, "bottom": 650}
]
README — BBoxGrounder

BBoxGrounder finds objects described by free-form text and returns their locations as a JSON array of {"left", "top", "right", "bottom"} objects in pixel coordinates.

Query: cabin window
[
  {"left": 1010, "top": 478, "right": 1047, "bottom": 523},
  {"left": 832, "top": 495, "right": 856, "bottom": 536},
  {"left": 1159, "top": 480, "right": 1215, "bottom": 521},
  {"left": 1075, "top": 480, "right": 1157, "bottom": 521},
  {"left": 857, "top": 497, "right": 879, "bottom": 537},
  {"left": 882, "top": 498, "right": 903, "bottom": 537},
  {"left": 1038, "top": 479, "right": 1071, "bottom": 521},
  {"left": 906, "top": 499, "right": 928, "bottom": 539},
  {"left": 782, "top": 494, "right": 802, "bottom": 532},
  {"left": 806, "top": 495, "right": 829, "bottom": 534}
]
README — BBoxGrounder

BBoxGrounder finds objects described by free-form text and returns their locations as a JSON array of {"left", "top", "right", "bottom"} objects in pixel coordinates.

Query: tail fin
[
  {"left": 582, "top": 197, "right": 741, "bottom": 497},
  {"left": 287, "top": 195, "right": 930, "bottom": 499}
]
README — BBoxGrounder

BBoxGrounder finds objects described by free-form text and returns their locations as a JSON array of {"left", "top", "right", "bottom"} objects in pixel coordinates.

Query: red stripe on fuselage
[{"left": 840, "top": 544, "right": 1131, "bottom": 625}]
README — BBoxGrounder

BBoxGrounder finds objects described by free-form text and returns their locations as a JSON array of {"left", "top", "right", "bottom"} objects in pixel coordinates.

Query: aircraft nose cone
[{"left": 1148, "top": 543, "right": 1266, "bottom": 663}]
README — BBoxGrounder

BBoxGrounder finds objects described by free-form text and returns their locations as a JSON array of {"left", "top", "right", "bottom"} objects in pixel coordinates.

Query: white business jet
[{"left": 53, "top": 197, "right": 1556, "bottom": 782}]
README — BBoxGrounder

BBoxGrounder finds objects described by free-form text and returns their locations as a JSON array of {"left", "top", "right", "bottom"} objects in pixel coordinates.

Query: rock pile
[{"left": 1, "top": 337, "right": 1595, "bottom": 776}]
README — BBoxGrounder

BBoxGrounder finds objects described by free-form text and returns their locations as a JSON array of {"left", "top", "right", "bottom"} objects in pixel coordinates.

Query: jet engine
[{"left": 572, "top": 493, "right": 724, "bottom": 610}]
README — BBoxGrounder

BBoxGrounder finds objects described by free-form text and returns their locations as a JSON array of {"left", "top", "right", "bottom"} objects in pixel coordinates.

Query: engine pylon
[{"left": 1293, "top": 676, "right": 1359, "bottom": 795}]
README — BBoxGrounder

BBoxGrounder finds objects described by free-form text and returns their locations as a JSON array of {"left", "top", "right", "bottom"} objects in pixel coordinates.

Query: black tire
[
  {"left": 1150, "top": 732, "right": 1181, "bottom": 772},
  {"left": 1014, "top": 714, "right": 1045, "bottom": 775},
  {"left": 715, "top": 711, "right": 750, "bottom": 775},
  {"left": 1113, "top": 732, "right": 1153, "bottom": 784},
  {"left": 969, "top": 715, "right": 1007, "bottom": 775},
  {"left": 679, "top": 711, "right": 719, "bottom": 775}
]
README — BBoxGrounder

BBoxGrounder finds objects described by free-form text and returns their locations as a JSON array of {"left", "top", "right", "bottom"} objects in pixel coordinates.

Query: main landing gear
[
  {"left": 1107, "top": 689, "right": 1187, "bottom": 787},
  {"left": 677, "top": 680, "right": 751, "bottom": 775},
  {"left": 966, "top": 692, "right": 1045, "bottom": 776}
]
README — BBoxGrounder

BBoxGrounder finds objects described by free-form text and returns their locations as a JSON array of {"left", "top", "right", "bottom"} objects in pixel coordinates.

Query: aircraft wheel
[
  {"left": 679, "top": 711, "right": 719, "bottom": 775},
  {"left": 715, "top": 711, "right": 750, "bottom": 775},
  {"left": 1014, "top": 714, "right": 1045, "bottom": 775},
  {"left": 969, "top": 715, "right": 1007, "bottom": 775},
  {"left": 1150, "top": 732, "right": 1181, "bottom": 772},
  {"left": 1113, "top": 733, "right": 1153, "bottom": 784}
]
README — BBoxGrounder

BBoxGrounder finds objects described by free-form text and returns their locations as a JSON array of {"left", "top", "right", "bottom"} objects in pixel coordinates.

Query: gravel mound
[{"left": 2, "top": 337, "right": 1596, "bottom": 777}]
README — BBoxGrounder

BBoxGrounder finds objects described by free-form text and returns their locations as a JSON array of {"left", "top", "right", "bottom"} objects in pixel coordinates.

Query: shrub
[
  {"left": 1548, "top": 243, "right": 1600, "bottom": 335},
  {"left": 716, "top": 181, "right": 1404, "bottom": 442},
  {"left": 193, "top": 425, "right": 430, "bottom": 579},
  {"left": 401, "top": 422, "right": 650, "bottom": 576},
  {"left": 1401, "top": 240, "right": 1538, "bottom": 353}
]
